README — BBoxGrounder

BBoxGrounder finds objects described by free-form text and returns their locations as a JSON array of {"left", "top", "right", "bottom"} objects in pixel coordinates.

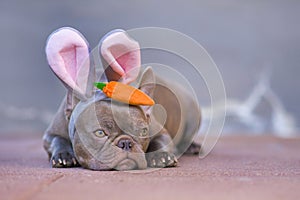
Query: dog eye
[
  {"left": 94, "top": 129, "right": 106, "bottom": 138},
  {"left": 139, "top": 128, "right": 148, "bottom": 137}
]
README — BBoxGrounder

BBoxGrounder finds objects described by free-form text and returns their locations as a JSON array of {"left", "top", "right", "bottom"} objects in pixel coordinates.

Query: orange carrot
[{"left": 94, "top": 81, "right": 155, "bottom": 106}]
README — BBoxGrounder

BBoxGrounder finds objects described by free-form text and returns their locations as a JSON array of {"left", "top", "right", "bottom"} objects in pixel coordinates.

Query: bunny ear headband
[
  {"left": 46, "top": 27, "right": 154, "bottom": 105},
  {"left": 45, "top": 27, "right": 154, "bottom": 142}
]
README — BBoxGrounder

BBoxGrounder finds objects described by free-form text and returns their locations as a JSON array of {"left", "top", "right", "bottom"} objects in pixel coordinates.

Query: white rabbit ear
[
  {"left": 45, "top": 27, "right": 91, "bottom": 101},
  {"left": 100, "top": 29, "right": 141, "bottom": 84}
]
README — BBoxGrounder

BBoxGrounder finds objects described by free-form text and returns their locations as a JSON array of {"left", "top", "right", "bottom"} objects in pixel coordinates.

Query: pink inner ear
[
  {"left": 115, "top": 50, "right": 140, "bottom": 80},
  {"left": 46, "top": 28, "right": 90, "bottom": 99},
  {"left": 101, "top": 31, "right": 140, "bottom": 84},
  {"left": 60, "top": 46, "right": 77, "bottom": 81}
]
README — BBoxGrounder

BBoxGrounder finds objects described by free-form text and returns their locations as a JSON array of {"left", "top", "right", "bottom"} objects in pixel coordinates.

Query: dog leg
[
  {"left": 43, "top": 98, "right": 79, "bottom": 168},
  {"left": 184, "top": 142, "right": 201, "bottom": 155},
  {"left": 43, "top": 134, "right": 79, "bottom": 168}
]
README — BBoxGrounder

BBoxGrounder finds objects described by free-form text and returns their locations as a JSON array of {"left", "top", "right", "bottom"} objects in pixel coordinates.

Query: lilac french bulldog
[{"left": 43, "top": 27, "right": 201, "bottom": 170}]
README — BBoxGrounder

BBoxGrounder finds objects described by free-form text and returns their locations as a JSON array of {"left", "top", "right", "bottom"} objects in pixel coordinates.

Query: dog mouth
[
  {"left": 113, "top": 150, "right": 147, "bottom": 170},
  {"left": 115, "top": 158, "right": 137, "bottom": 171},
  {"left": 109, "top": 136, "right": 147, "bottom": 170}
]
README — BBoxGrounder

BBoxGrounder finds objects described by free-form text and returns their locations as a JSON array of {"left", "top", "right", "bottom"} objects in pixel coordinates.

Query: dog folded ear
[
  {"left": 99, "top": 29, "right": 141, "bottom": 84},
  {"left": 45, "top": 27, "right": 92, "bottom": 101}
]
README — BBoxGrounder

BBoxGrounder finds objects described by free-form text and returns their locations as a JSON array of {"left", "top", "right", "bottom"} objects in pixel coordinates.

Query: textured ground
[{"left": 0, "top": 133, "right": 299, "bottom": 200}]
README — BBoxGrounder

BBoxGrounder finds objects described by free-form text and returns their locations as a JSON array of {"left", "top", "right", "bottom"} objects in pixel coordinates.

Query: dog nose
[{"left": 117, "top": 139, "right": 133, "bottom": 151}]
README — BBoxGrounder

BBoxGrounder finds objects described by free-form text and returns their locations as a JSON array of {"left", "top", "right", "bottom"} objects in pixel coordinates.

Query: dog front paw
[
  {"left": 146, "top": 151, "right": 178, "bottom": 168},
  {"left": 51, "top": 151, "right": 79, "bottom": 168}
]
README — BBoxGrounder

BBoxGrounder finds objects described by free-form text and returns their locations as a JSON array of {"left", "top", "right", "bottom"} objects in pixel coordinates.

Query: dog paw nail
[
  {"left": 52, "top": 160, "right": 56, "bottom": 166},
  {"left": 63, "top": 159, "right": 67, "bottom": 165},
  {"left": 58, "top": 158, "right": 63, "bottom": 164},
  {"left": 174, "top": 157, "right": 178, "bottom": 162},
  {"left": 72, "top": 158, "right": 77, "bottom": 165},
  {"left": 167, "top": 156, "right": 171, "bottom": 161},
  {"left": 152, "top": 159, "right": 156, "bottom": 166},
  {"left": 161, "top": 157, "right": 166, "bottom": 163}
]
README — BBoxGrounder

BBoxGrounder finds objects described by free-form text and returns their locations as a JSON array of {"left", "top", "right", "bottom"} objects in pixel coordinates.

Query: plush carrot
[{"left": 94, "top": 81, "right": 155, "bottom": 106}]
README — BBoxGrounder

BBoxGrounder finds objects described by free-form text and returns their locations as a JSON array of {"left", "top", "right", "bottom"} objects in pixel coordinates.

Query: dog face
[{"left": 73, "top": 100, "right": 151, "bottom": 170}]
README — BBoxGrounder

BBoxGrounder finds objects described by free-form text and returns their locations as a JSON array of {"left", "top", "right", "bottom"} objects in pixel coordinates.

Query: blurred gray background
[{"left": 0, "top": 0, "right": 299, "bottom": 137}]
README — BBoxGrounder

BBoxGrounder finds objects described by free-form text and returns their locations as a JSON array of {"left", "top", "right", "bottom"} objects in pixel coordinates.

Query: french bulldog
[{"left": 43, "top": 27, "right": 201, "bottom": 170}]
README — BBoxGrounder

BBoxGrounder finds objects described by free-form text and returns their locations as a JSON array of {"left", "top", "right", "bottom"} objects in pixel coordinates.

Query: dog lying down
[{"left": 43, "top": 27, "right": 201, "bottom": 170}]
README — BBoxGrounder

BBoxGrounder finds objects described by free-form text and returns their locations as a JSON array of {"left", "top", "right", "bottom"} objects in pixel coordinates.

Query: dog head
[
  {"left": 72, "top": 67, "right": 156, "bottom": 170},
  {"left": 45, "top": 27, "right": 158, "bottom": 170}
]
